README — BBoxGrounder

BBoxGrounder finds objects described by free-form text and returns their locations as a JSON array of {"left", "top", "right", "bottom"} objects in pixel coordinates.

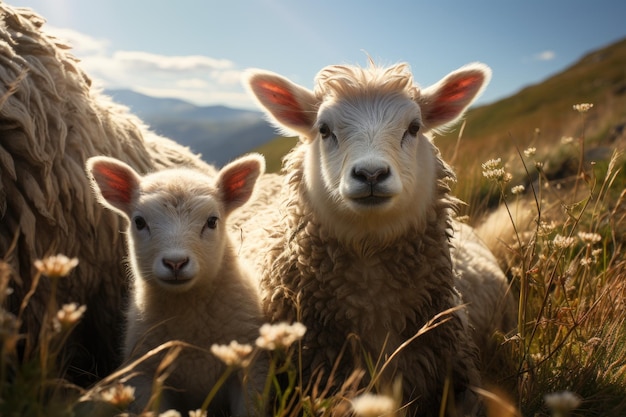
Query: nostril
[
  {"left": 352, "top": 166, "right": 390, "bottom": 185},
  {"left": 162, "top": 257, "right": 189, "bottom": 272}
]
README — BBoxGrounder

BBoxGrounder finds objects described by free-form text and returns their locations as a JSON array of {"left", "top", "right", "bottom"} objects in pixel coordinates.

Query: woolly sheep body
[
  {"left": 0, "top": 5, "right": 216, "bottom": 385},
  {"left": 231, "top": 63, "right": 516, "bottom": 416},
  {"left": 87, "top": 154, "right": 266, "bottom": 415}
]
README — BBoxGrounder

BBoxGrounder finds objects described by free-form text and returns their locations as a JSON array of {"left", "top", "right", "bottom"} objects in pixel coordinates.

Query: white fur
[
  {"left": 87, "top": 154, "right": 266, "bottom": 415},
  {"left": 232, "top": 62, "right": 516, "bottom": 416}
]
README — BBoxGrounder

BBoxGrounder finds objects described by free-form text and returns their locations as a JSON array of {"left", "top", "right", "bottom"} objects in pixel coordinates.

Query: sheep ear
[
  {"left": 418, "top": 63, "right": 491, "bottom": 131},
  {"left": 87, "top": 156, "right": 141, "bottom": 217},
  {"left": 244, "top": 69, "right": 318, "bottom": 139},
  {"left": 217, "top": 153, "right": 265, "bottom": 214}
]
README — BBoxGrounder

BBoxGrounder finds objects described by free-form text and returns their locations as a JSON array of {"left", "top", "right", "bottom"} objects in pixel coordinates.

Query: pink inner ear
[
  {"left": 254, "top": 79, "right": 310, "bottom": 127},
  {"left": 223, "top": 166, "right": 252, "bottom": 202},
  {"left": 427, "top": 74, "right": 484, "bottom": 123},
  {"left": 439, "top": 74, "right": 484, "bottom": 103},
  {"left": 99, "top": 165, "right": 134, "bottom": 205}
]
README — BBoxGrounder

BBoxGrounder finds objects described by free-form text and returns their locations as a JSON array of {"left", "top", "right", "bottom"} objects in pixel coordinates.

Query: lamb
[
  {"left": 231, "top": 62, "right": 517, "bottom": 416},
  {"left": 0, "top": 5, "right": 216, "bottom": 385},
  {"left": 86, "top": 153, "right": 267, "bottom": 415}
]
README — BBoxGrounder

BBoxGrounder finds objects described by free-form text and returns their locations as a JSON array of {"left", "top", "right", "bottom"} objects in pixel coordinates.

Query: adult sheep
[
  {"left": 234, "top": 63, "right": 516, "bottom": 416},
  {"left": 0, "top": 5, "right": 214, "bottom": 386}
]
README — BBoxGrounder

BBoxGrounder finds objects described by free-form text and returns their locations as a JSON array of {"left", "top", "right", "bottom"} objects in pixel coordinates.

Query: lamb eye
[
  {"left": 133, "top": 216, "right": 147, "bottom": 231},
  {"left": 407, "top": 120, "right": 421, "bottom": 136},
  {"left": 206, "top": 216, "right": 219, "bottom": 230},
  {"left": 319, "top": 123, "right": 333, "bottom": 139}
]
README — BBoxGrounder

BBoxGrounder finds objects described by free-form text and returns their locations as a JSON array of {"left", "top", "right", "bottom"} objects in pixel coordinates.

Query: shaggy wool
[{"left": 0, "top": 5, "right": 214, "bottom": 385}]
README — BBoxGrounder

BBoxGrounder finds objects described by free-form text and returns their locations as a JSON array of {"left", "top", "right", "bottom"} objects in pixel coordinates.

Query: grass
[
  {"left": 5, "top": 32, "right": 626, "bottom": 413},
  {"left": 3, "top": 102, "right": 626, "bottom": 417}
]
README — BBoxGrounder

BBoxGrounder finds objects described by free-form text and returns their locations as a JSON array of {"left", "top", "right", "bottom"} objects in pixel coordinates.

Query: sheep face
[
  {"left": 307, "top": 91, "right": 435, "bottom": 235},
  {"left": 87, "top": 154, "right": 264, "bottom": 292},
  {"left": 125, "top": 171, "right": 226, "bottom": 292},
  {"left": 245, "top": 63, "right": 490, "bottom": 244}
]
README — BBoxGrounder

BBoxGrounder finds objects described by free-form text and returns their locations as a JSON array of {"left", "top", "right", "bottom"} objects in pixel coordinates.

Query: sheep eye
[
  {"left": 133, "top": 216, "right": 147, "bottom": 231},
  {"left": 206, "top": 216, "right": 219, "bottom": 230},
  {"left": 319, "top": 123, "right": 333, "bottom": 140},
  {"left": 407, "top": 120, "right": 421, "bottom": 136}
]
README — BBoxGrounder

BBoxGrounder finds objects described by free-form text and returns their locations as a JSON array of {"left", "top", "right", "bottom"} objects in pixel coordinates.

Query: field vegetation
[{"left": 2, "top": 38, "right": 626, "bottom": 416}]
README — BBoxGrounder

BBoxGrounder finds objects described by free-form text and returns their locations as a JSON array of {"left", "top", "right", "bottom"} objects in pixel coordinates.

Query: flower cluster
[
  {"left": 210, "top": 340, "right": 253, "bottom": 367},
  {"left": 481, "top": 158, "right": 512, "bottom": 183},
  {"left": 573, "top": 103, "right": 593, "bottom": 113},
  {"left": 100, "top": 383, "right": 135, "bottom": 409},
  {"left": 577, "top": 232, "right": 602, "bottom": 245},
  {"left": 511, "top": 185, "right": 525, "bottom": 195},
  {"left": 54, "top": 302, "right": 87, "bottom": 331},
  {"left": 34, "top": 254, "right": 79, "bottom": 278},
  {"left": 351, "top": 393, "right": 397, "bottom": 417},
  {"left": 255, "top": 322, "right": 306, "bottom": 350},
  {"left": 553, "top": 234, "right": 576, "bottom": 249},
  {"left": 544, "top": 390, "right": 582, "bottom": 415},
  {"left": 523, "top": 147, "right": 537, "bottom": 157}
]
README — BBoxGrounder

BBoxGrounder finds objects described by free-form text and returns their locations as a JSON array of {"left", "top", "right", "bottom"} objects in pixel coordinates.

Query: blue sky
[{"left": 8, "top": 0, "right": 626, "bottom": 110}]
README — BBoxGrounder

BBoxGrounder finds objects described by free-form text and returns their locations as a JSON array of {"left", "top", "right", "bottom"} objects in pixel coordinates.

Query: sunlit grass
[{"left": 3, "top": 102, "right": 626, "bottom": 416}]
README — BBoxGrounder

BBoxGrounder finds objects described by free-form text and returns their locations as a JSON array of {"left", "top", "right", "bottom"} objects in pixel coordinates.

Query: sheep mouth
[
  {"left": 158, "top": 276, "right": 193, "bottom": 285},
  {"left": 351, "top": 195, "right": 392, "bottom": 206}
]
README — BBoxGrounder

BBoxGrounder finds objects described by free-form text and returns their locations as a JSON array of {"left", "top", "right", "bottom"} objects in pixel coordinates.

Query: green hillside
[
  {"left": 254, "top": 136, "right": 298, "bottom": 173},
  {"left": 438, "top": 37, "right": 626, "bottom": 201}
]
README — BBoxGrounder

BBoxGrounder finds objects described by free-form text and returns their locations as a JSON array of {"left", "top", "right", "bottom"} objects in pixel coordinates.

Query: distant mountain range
[{"left": 105, "top": 89, "right": 277, "bottom": 167}]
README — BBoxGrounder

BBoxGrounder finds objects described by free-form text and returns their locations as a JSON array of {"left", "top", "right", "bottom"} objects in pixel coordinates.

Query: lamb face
[
  {"left": 245, "top": 63, "right": 491, "bottom": 245},
  {"left": 87, "top": 155, "right": 264, "bottom": 293},
  {"left": 127, "top": 170, "right": 227, "bottom": 292},
  {"left": 304, "top": 89, "right": 438, "bottom": 241}
]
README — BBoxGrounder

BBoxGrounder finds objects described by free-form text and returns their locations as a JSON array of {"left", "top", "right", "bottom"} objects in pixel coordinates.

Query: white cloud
[
  {"left": 45, "top": 26, "right": 110, "bottom": 55},
  {"left": 112, "top": 51, "right": 234, "bottom": 72},
  {"left": 45, "top": 25, "right": 253, "bottom": 108},
  {"left": 533, "top": 50, "right": 556, "bottom": 61}
]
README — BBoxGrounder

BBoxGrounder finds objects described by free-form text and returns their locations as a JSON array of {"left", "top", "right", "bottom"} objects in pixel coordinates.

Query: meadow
[{"left": 1, "top": 39, "right": 626, "bottom": 417}]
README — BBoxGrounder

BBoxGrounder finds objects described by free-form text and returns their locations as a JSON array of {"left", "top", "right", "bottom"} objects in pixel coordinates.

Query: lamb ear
[
  {"left": 244, "top": 69, "right": 318, "bottom": 139},
  {"left": 86, "top": 156, "right": 141, "bottom": 217},
  {"left": 217, "top": 153, "right": 265, "bottom": 214},
  {"left": 418, "top": 63, "right": 491, "bottom": 131}
]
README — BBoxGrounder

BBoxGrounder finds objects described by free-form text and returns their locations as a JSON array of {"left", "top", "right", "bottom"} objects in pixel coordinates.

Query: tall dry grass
[{"left": 2, "top": 103, "right": 626, "bottom": 416}]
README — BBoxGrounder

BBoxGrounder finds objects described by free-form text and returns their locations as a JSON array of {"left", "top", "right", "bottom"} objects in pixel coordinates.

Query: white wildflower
[
  {"left": 580, "top": 257, "right": 594, "bottom": 267},
  {"left": 351, "top": 393, "right": 397, "bottom": 417},
  {"left": 255, "top": 322, "right": 306, "bottom": 350},
  {"left": 524, "top": 147, "right": 536, "bottom": 157},
  {"left": 553, "top": 234, "right": 575, "bottom": 249},
  {"left": 577, "top": 232, "right": 601, "bottom": 245},
  {"left": 159, "top": 411, "right": 182, "bottom": 417},
  {"left": 511, "top": 185, "right": 525, "bottom": 195},
  {"left": 54, "top": 303, "right": 87, "bottom": 331},
  {"left": 188, "top": 409, "right": 207, "bottom": 417},
  {"left": 34, "top": 254, "right": 79, "bottom": 278},
  {"left": 561, "top": 136, "right": 574, "bottom": 145},
  {"left": 544, "top": 391, "right": 581, "bottom": 415},
  {"left": 210, "top": 341, "right": 253, "bottom": 367},
  {"left": 481, "top": 159, "right": 512, "bottom": 182},
  {"left": 537, "top": 221, "right": 557, "bottom": 237},
  {"left": 481, "top": 158, "right": 501, "bottom": 171},
  {"left": 100, "top": 383, "right": 135, "bottom": 409},
  {"left": 573, "top": 103, "right": 593, "bottom": 113}
]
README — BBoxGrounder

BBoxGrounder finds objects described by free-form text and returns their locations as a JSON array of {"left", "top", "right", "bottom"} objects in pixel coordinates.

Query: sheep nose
[
  {"left": 162, "top": 256, "right": 189, "bottom": 273},
  {"left": 352, "top": 166, "right": 390, "bottom": 185}
]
